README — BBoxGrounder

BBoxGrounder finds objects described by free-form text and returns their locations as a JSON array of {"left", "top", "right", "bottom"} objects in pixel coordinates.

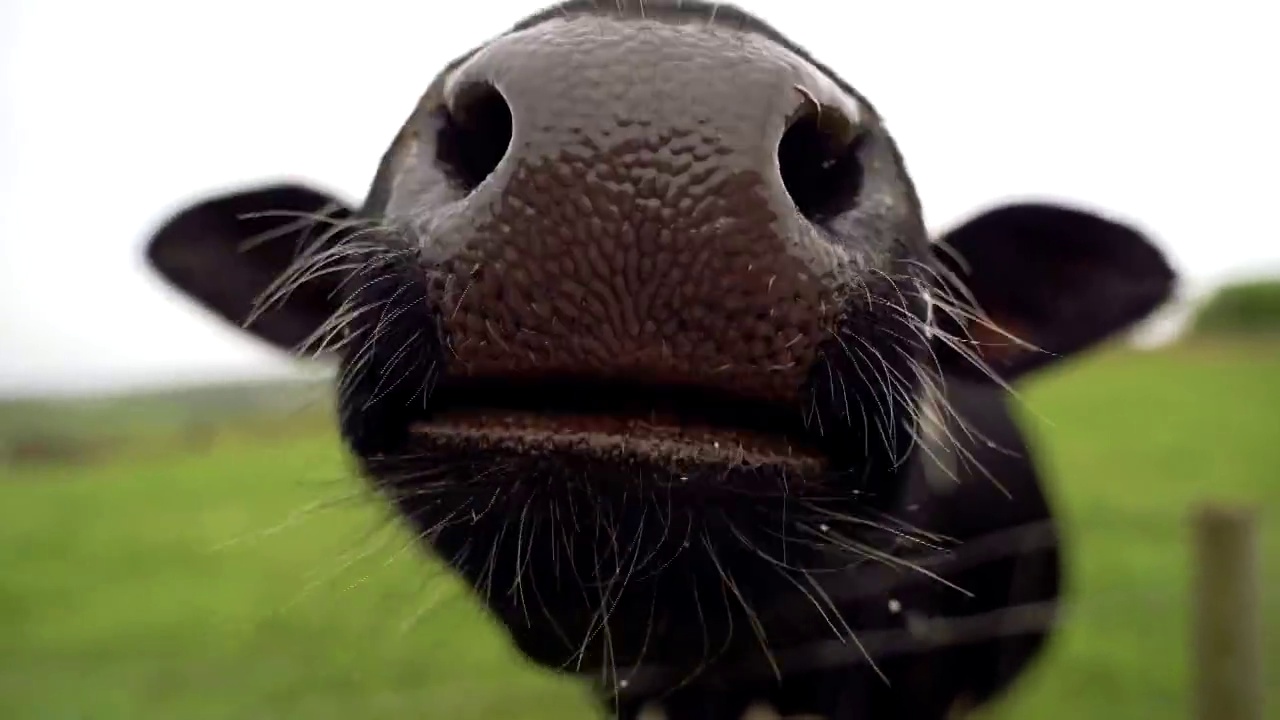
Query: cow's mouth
[
  {"left": 396, "top": 378, "right": 830, "bottom": 484},
  {"left": 352, "top": 373, "right": 898, "bottom": 674}
]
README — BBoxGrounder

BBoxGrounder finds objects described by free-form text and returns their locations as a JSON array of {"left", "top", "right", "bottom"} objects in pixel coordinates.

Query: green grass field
[{"left": 2, "top": 340, "right": 1278, "bottom": 719}]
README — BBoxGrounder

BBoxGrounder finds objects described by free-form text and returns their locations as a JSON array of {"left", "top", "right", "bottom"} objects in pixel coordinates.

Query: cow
[{"left": 141, "top": 2, "right": 1176, "bottom": 718}]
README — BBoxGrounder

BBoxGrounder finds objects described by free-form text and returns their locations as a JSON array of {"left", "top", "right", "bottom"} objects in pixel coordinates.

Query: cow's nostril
[
  {"left": 435, "top": 81, "right": 513, "bottom": 192},
  {"left": 778, "top": 100, "right": 865, "bottom": 223}
]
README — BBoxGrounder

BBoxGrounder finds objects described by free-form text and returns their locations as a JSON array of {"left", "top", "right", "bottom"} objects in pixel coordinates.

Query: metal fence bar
[{"left": 1192, "top": 502, "right": 1264, "bottom": 720}]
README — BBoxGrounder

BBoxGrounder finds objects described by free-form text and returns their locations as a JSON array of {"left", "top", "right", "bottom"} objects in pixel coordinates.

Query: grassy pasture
[{"left": 2, "top": 339, "right": 1278, "bottom": 719}]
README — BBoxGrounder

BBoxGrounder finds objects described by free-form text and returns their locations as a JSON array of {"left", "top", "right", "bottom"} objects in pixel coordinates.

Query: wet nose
[{"left": 415, "top": 14, "right": 866, "bottom": 405}]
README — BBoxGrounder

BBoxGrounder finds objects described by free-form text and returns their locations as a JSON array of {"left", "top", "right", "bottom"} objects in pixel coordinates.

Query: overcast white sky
[{"left": 1, "top": 0, "right": 1276, "bottom": 397}]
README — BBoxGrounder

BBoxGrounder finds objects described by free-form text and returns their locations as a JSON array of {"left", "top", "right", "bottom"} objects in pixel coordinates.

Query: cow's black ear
[
  {"left": 928, "top": 202, "right": 1177, "bottom": 382},
  {"left": 145, "top": 182, "right": 360, "bottom": 356}
]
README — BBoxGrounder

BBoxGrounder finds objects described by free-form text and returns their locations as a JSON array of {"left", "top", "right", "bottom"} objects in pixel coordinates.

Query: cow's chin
[{"left": 356, "top": 397, "right": 925, "bottom": 676}]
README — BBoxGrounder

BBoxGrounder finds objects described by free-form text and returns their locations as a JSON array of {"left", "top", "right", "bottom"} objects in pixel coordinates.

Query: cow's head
[{"left": 144, "top": 1, "right": 1175, "bottom": 716}]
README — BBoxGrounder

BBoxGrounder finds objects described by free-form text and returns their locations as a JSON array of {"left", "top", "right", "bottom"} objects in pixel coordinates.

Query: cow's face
[{"left": 145, "top": 0, "right": 1175, "bottom": 698}]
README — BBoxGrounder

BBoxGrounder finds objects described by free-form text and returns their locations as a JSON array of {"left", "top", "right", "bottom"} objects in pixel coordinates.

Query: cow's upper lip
[{"left": 402, "top": 377, "right": 829, "bottom": 475}]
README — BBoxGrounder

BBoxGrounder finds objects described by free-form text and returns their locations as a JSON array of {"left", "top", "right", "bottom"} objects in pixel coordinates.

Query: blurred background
[{"left": 1, "top": 0, "right": 1277, "bottom": 718}]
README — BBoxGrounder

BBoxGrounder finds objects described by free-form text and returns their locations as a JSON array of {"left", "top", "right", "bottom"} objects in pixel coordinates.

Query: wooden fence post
[{"left": 1192, "top": 502, "right": 1263, "bottom": 720}]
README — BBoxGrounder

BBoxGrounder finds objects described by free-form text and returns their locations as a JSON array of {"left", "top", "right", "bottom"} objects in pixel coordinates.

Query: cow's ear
[
  {"left": 145, "top": 182, "right": 360, "bottom": 357},
  {"left": 928, "top": 202, "right": 1176, "bottom": 382}
]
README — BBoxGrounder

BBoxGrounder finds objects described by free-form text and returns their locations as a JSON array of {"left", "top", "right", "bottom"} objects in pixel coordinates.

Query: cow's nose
[{"left": 414, "top": 14, "right": 866, "bottom": 405}]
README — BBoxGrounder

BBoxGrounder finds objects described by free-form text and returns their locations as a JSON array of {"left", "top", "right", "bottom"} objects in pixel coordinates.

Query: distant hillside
[
  {"left": 1188, "top": 278, "right": 1280, "bottom": 338},
  {"left": 0, "top": 376, "right": 332, "bottom": 457}
]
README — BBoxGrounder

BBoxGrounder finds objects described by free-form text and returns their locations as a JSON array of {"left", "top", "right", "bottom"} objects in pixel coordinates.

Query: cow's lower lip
[{"left": 407, "top": 410, "right": 828, "bottom": 474}]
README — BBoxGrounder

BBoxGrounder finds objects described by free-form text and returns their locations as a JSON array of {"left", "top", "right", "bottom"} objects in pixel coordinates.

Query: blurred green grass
[{"left": 2, "top": 340, "right": 1278, "bottom": 719}]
